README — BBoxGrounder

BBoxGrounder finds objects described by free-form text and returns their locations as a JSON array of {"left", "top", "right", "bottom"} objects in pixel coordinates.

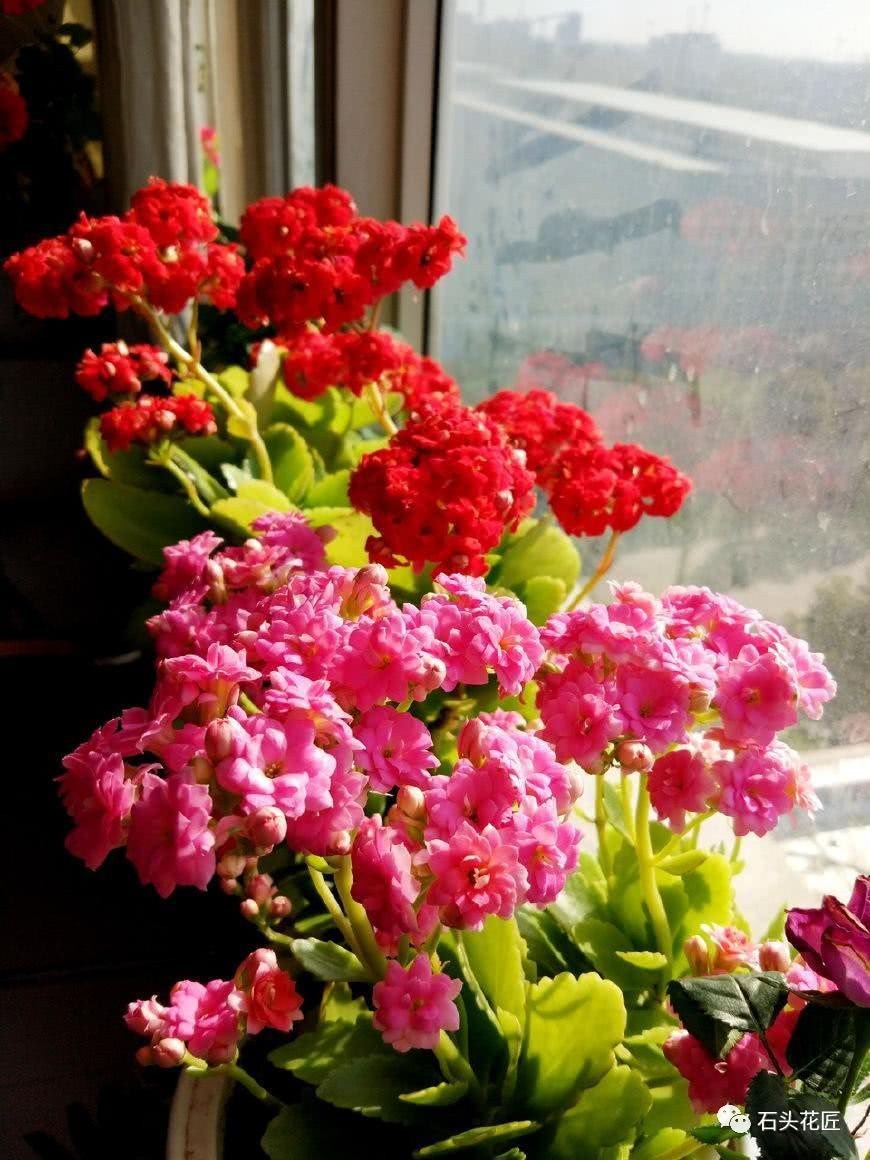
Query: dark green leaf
[
  {"left": 457, "top": 918, "right": 526, "bottom": 1027},
  {"left": 746, "top": 1071, "right": 858, "bottom": 1160},
  {"left": 547, "top": 855, "right": 609, "bottom": 930},
  {"left": 261, "top": 1101, "right": 394, "bottom": 1159},
  {"left": 631, "top": 1128, "right": 696, "bottom": 1160},
  {"left": 399, "top": 1081, "right": 468, "bottom": 1107},
  {"left": 268, "top": 1013, "right": 385, "bottom": 1085},
  {"left": 667, "top": 973, "right": 788, "bottom": 1059},
  {"left": 316, "top": 1053, "right": 440, "bottom": 1124},
  {"left": 414, "top": 1121, "right": 540, "bottom": 1157},
  {"left": 786, "top": 1002, "right": 857, "bottom": 1097},
  {"left": 517, "top": 906, "right": 594, "bottom": 978},
  {"left": 81, "top": 479, "right": 206, "bottom": 565}
]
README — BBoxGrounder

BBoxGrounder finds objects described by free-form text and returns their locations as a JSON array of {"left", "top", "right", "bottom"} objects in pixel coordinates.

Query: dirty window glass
[{"left": 434, "top": 0, "right": 870, "bottom": 919}]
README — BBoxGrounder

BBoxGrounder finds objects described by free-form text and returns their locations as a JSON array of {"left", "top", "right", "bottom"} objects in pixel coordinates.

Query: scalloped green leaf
[
  {"left": 667, "top": 972, "right": 789, "bottom": 1059},
  {"left": 520, "top": 575, "right": 566, "bottom": 624},
  {"left": 81, "top": 478, "right": 206, "bottom": 566},
  {"left": 458, "top": 918, "right": 527, "bottom": 1028},
  {"left": 547, "top": 1065, "right": 652, "bottom": 1160},
  {"left": 497, "top": 519, "right": 580, "bottom": 590},
  {"left": 290, "top": 937, "right": 368, "bottom": 982},
  {"left": 516, "top": 972, "right": 626, "bottom": 1116},
  {"left": 269, "top": 1013, "right": 386, "bottom": 1086},
  {"left": 304, "top": 469, "right": 351, "bottom": 507},
  {"left": 315, "top": 1054, "right": 440, "bottom": 1124},
  {"left": 414, "top": 1121, "right": 540, "bottom": 1157},
  {"left": 631, "top": 1128, "right": 696, "bottom": 1160},
  {"left": 263, "top": 423, "right": 315, "bottom": 503},
  {"left": 217, "top": 365, "right": 250, "bottom": 398},
  {"left": 304, "top": 505, "right": 375, "bottom": 567},
  {"left": 657, "top": 850, "right": 708, "bottom": 875},
  {"left": 399, "top": 1080, "right": 468, "bottom": 1107},
  {"left": 615, "top": 950, "right": 668, "bottom": 972}
]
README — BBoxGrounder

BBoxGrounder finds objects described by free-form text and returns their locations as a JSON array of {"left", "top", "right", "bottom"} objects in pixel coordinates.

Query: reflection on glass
[{"left": 435, "top": 0, "right": 870, "bottom": 912}]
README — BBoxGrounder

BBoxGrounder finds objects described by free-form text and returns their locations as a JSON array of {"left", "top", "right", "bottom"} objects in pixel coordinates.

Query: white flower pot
[{"left": 166, "top": 1072, "right": 232, "bottom": 1160}]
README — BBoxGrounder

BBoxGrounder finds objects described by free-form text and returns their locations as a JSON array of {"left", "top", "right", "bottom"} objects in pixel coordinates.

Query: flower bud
[
  {"left": 205, "top": 718, "right": 235, "bottom": 763},
  {"left": 219, "top": 876, "right": 240, "bottom": 895},
  {"left": 758, "top": 940, "right": 791, "bottom": 973},
  {"left": 245, "top": 807, "right": 287, "bottom": 850},
  {"left": 152, "top": 1037, "right": 186, "bottom": 1068},
  {"left": 684, "top": 934, "right": 710, "bottom": 976},
  {"left": 240, "top": 898, "right": 260, "bottom": 920},
  {"left": 330, "top": 830, "right": 353, "bottom": 856},
  {"left": 269, "top": 895, "right": 292, "bottom": 919},
  {"left": 135, "top": 1045, "right": 154, "bottom": 1067},
  {"left": 689, "top": 688, "right": 712, "bottom": 715},
  {"left": 616, "top": 740, "right": 654, "bottom": 772},
  {"left": 217, "top": 850, "right": 247, "bottom": 880},
  {"left": 206, "top": 1042, "right": 236, "bottom": 1066},
  {"left": 396, "top": 784, "right": 427, "bottom": 822},
  {"left": 246, "top": 874, "right": 275, "bottom": 905},
  {"left": 456, "top": 719, "right": 487, "bottom": 764}
]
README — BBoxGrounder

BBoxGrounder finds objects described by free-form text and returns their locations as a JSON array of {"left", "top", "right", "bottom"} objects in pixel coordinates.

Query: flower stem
[
  {"left": 839, "top": 1020, "right": 870, "bottom": 1114},
  {"left": 222, "top": 1062, "right": 282, "bottom": 1108},
  {"left": 159, "top": 454, "right": 212, "bottom": 518},
  {"left": 434, "top": 1030, "right": 480, "bottom": 1095},
  {"left": 621, "top": 775, "right": 637, "bottom": 844},
  {"left": 567, "top": 530, "right": 621, "bottom": 610},
  {"left": 364, "top": 380, "right": 398, "bottom": 437},
  {"left": 635, "top": 774, "right": 673, "bottom": 968},
  {"left": 306, "top": 863, "right": 360, "bottom": 958},
  {"left": 333, "top": 855, "right": 388, "bottom": 980},
  {"left": 653, "top": 811, "right": 714, "bottom": 864},
  {"left": 595, "top": 777, "right": 612, "bottom": 877}
]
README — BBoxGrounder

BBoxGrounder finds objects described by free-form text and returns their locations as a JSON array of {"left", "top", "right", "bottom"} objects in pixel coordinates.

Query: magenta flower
[
  {"left": 512, "top": 803, "right": 580, "bottom": 905},
  {"left": 785, "top": 875, "right": 870, "bottom": 1006},
  {"left": 648, "top": 748, "right": 717, "bottom": 831},
  {"left": 351, "top": 816, "right": 433, "bottom": 953},
  {"left": 537, "top": 660, "right": 622, "bottom": 768},
  {"left": 713, "top": 745, "right": 794, "bottom": 837},
  {"left": 616, "top": 663, "right": 691, "bottom": 751},
  {"left": 423, "top": 821, "right": 528, "bottom": 929},
  {"left": 372, "top": 956, "right": 461, "bottom": 1052},
  {"left": 424, "top": 757, "right": 519, "bottom": 839},
  {"left": 58, "top": 748, "right": 135, "bottom": 870},
  {"left": 663, "top": 1029, "right": 776, "bottom": 1113},
  {"left": 354, "top": 706, "right": 438, "bottom": 792},
  {"left": 126, "top": 772, "right": 215, "bottom": 897},
  {"left": 164, "top": 979, "right": 243, "bottom": 1063},
  {"left": 714, "top": 645, "right": 798, "bottom": 746}
]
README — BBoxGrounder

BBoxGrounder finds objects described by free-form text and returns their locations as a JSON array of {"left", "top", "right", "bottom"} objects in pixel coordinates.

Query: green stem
[
  {"left": 134, "top": 297, "right": 274, "bottom": 483},
  {"left": 635, "top": 774, "right": 673, "bottom": 968},
  {"left": 839, "top": 1021, "right": 870, "bottom": 1114},
  {"left": 306, "top": 864, "right": 360, "bottom": 958},
  {"left": 653, "top": 811, "right": 714, "bottom": 864},
  {"left": 595, "top": 777, "right": 612, "bottom": 877},
  {"left": 160, "top": 454, "right": 212, "bottom": 517},
  {"left": 223, "top": 1062, "right": 283, "bottom": 1107},
  {"left": 567, "top": 530, "right": 621, "bottom": 610},
  {"left": 434, "top": 1029, "right": 480, "bottom": 1095},
  {"left": 334, "top": 856, "right": 388, "bottom": 980},
  {"left": 364, "top": 380, "right": 398, "bottom": 437},
  {"left": 621, "top": 776, "right": 637, "bottom": 844},
  {"left": 262, "top": 927, "right": 295, "bottom": 949}
]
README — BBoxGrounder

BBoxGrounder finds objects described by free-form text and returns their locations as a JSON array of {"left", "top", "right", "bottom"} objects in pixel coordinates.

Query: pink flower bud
[
  {"left": 330, "top": 830, "right": 353, "bottom": 855},
  {"left": 205, "top": 1042, "right": 235, "bottom": 1065},
  {"left": 245, "top": 807, "right": 287, "bottom": 850},
  {"left": 269, "top": 895, "right": 292, "bottom": 918},
  {"left": 219, "top": 877, "right": 240, "bottom": 896},
  {"left": 135, "top": 1045, "right": 154, "bottom": 1067},
  {"left": 205, "top": 718, "right": 235, "bottom": 763},
  {"left": 758, "top": 940, "right": 791, "bottom": 973},
  {"left": 152, "top": 1037, "right": 186, "bottom": 1068},
  {"left": 240, "top": 898, "right": 260, "bottom": 920},
  {"left": 217, "top": 851, "right": 247, "bottom": 880},
  {"left": 456, "top": 719, "right": 487, "bottom": 764},
  {"left": 246, "top": 874, "right": 274, "bottom": 905},
  {"left": 684, "top": 934, "right": 710, "bottom": 976},
  {"left": 616, "top": 740, "right": 654, "bottom": 772},
  {"left": 396, "top": 784, "right": 427, "bottom": 821}
]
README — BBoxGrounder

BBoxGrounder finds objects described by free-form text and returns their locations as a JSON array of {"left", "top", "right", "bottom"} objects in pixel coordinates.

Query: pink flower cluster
[
  {"left": 125, "top": 948, "right": 302, "bottom": 1066},
  {"left": 537, "top": 583, "right": 834, "bottom": 837}
]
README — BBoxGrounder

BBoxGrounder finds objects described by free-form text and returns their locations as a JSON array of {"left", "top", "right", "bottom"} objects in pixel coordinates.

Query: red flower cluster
[
  {"left": 282, "top": 328, "right": 460, "bottom": 414},
  {"left": 0, "top": 72, "right": 27, "bottom": 151},
  {"left": 3, "top": 179, "right": 244, "bottom": 319},
  {"left": 476, "top": 387, "right": 601, "bottom": 482},
  {"left": 348, "top": 405, "right": 535, "bottom": 576},
  {"left": 100, "top": 394, "right": 216, "bottom": 453},
  {"left": 75, "top": 343, "right": 172, "bottom": 402},
  {"left": 547, "top": 442, "right": 692, "bottom": 537},
  {"left": 0, "top": 0, "right": 44, "bottom": 13},
  {"left": 237, "top": 185, "right": 466, "bottom": 339}
]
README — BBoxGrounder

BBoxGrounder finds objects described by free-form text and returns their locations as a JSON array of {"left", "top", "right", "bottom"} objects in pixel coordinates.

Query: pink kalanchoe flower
[
  {"left": 537, "top": 660, "right": 622, "bottom": 768},
  {"left": 714, "top": 644, "right": 798, "bottom": 747},
  {"left": 158, "top": 643, "right": 259, "bottom": 720},
  {"left": 353, "top": 706, "right": 438, "bottom": 792},
  {"left": 648, "top": 748, "right": 717, "bottom": 831},
  {"left": 332, "top": 611, "right": 445, "bottom": 711},
  {"left": 251, "top": 510, "right": 328, "bottom": 573},
  {"left": 424, "top": 757, "right": 520, "bottom": 839},
  {"left": 126, "top": 772, "right": 216, "bottom": 897},
  {"left": 163, "top": 978, "right": 243, "bottom": 1064},
  {"left": 511, "top": 802, "right": 580, "bottom": 905},
  {"left": 234, "top": 949, "right": 304, "bottom": 1034},
  {"left": 616, "top": 663, "right": 691, "bottom": 751},
  {"left": 152, "top": 531, "right": 223, "bottom": 603},
  {"left": 125, "top": 995, "right": 170, "bottom": 1039},
  {"left": 351, "top": 816, "right": 435, "bottom": 952},
  {"left": 283, "top": 763, "right": 368, "bottom": 856},
  {"left": 713, "top": 744, "right": 795, "bottom": 837},
  {"left": 423, "top": 821, "right": 528, "bottom": 929},
  {"left": 663, "top": 1029, "right": 775, "bottom": 1113},
  {"left": 372, "top": 955, "right": 461, "bottom": 1053},
  {"left": 702, "top": 924, "right": 759, "bottom": 972},
  {"left": 58, "top": 748, "right": 136, "bottom": 870}
]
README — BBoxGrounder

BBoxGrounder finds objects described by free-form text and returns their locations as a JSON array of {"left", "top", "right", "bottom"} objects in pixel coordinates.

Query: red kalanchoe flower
[
  {"left": 282, "top": 330, "right": 344, "bottom": 400},
  {"left": 198, "top": 243, "right": 245, "bottom": 311},
  {"left": 477, "top": 387, "right": 602, "bottom": 483},
  {"left": 395, "top": 352, "right": 460, "bottom": 417},
  {"left": 75, "top": 342, "right": 172, "bottom": 402},
  {"left": 547, "top": 442, "right": 691, "bottom": 537},
  {"left": 128, "top": 178, "right": 217, "bottom": 248},
  {"left": 68, "top": 214, "right": 162, "bottom": 301},
  {"left": 0, "top": 0, "right": 45, "bottom": 12},
  {"left": 0, "top": 71, "right": 28, "bottom": 151},
  {"left": 391, "top": 216, "right": 467, "bottom": 289},
  {"left": 348, "top": 404, "right": 535, "bottom": 576},
  {"left": 4, "top": 236, "right": 106, "bottom": 318},
  {"left": 100, "top": 394, "right": 217, "bottom": 452}
]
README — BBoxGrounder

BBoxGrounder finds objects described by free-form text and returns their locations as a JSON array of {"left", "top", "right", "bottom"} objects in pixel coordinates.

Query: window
[{"left": 434, "top": 0, "right": 870, "bottom": 915}]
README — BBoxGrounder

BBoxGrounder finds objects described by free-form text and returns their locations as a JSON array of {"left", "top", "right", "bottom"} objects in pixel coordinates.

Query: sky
[{"left": 456, "top": 0, "right": 870, "bottom": 63}]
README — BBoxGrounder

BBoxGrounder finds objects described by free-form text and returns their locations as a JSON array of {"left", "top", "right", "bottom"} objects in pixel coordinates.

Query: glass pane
[{"left": 434, "top": 0, "right": 870, "bottom": 919}]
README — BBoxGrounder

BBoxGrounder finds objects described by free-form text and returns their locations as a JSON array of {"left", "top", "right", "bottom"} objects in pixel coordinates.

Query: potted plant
[{"left": 5, "top": 179, "right": 866, "bottom": 1160}]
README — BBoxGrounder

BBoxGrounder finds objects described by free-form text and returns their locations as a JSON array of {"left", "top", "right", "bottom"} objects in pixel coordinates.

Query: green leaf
[
  {"left": 762, "top": 906, "right": 788, "bottom": 944},
  {"left": 261, "top": 1101, "right": 390, "bottom": 1159},
  {"left": 237, "top": 478, "right": 293, "bottom": 510},
  {"left": 316, "top": 1053, "right": 440, "bottom": 1124},
  {"left": 349, "top": 391, "right": 403, "bottom": 431},
  {"left": 176, "top": 435, "right": 237, "bottom": 473},
  {"left": 746, "top": 1071, "right": 858, "bottom": 1160},
  {"left": 457, "top": 918, "right": 527, "bottom": 1028},
  {"left": 83, "top": 421, "right": 174, "bottom": 491},
  {"left": 217, "top": 365, "right": 250, "bottom": 399},
  {"left": 290, "top": 938, "right": 368, "bottom": 982},
  {"left": 516, "top": 972, "right": 626, "bottom": 1116},
  {"left": 170, "top": 446, "right": 229, "bottom": 504},
  {"left": 785, "top": 1003, "right": 857, "bottom": 1098},
  {"left": 547, "top": 1065, "right": 652, "bottom": 1160},
  {"left": 210, "top": 478, "right": 292, "bottom": 536},
  {"left": 631, "top": 1128, "right": 697, "bottom": 1160},
  {"left": 517, "top": 907, "right": 594, "bottom": 978},
  {"left": 615, "top": 950, "right": 669, "bottom": 971},
  {"left": 642, "top": 1080, "right": 697, "bottom": 1137},
  {"left": 667, "top": 973, "right": 789, "bottom": 1060},
  {"left": 399, "top": 1081, "right": 468, "bottom": 1107},
  {"left": 305, "top": 469, "right": 351, "bottom": 507},
  {"left": 656, "top": 850, "right": 708, "bottom": 875},
  {"left": 497, "top": 1006, "right": 524, "bottom": 1105},
  {"left": 269, "top": 1014, "right": 385, "bottom": 1085},
  {"left": 497, "top": 520, "right": 580, "bottom": 590},
  {"left": 622, "top": 1027, "right": 679, "bottom": 1080},
  {"left": 548, "top": 855, "right": 609, "bottom": 931},
  {"left": 494, "top": 1152, "right": 526, "bottom": 1160},
  {"left": 81, "top": 479, "right": 206, "bottom": 565},
  {"left": 414, "top": 1121, "right": 540, "bottom": 1157},
  {"left": 305, "top": 506, "right": 373, "bottom": 567},
  {"left": 221, "top": 462, "right": 252, "bottom": 491},
  {"left": 573, "top": 919, "right": 662, "bottom": 992},
  {"left": 519, "top": 576, "right": 567, "bottom": 625},
  {"left": 263, "top": 423, "right": 315, "bottom": 503}
]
